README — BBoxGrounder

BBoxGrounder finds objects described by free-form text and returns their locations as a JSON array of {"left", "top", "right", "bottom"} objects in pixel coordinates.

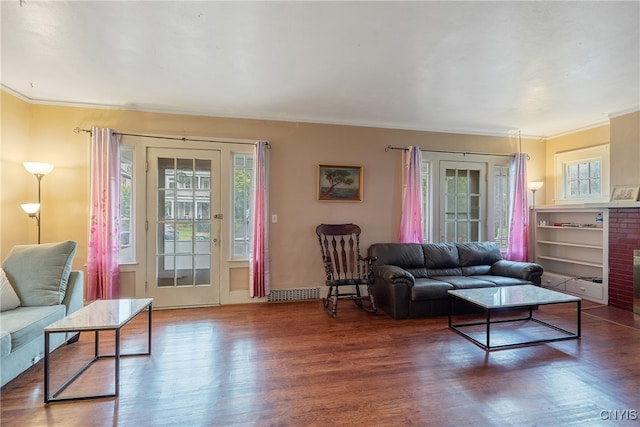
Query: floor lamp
[
  {"left": 528, "top": 181, "right": 544, "bottom": 208},
  {"left": 21, "top": 162, "right": 54, "bottom": 244},
  {"left": 528, "top": 181, "right": 544, "bottom": 262}
]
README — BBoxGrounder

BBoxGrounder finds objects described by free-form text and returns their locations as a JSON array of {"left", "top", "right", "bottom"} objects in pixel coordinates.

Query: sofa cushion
[
  {"left": 411, "top": 279, "right": 454, "bottom": 301},
  {"left": 456, "top": 241, "right": 503, "bottom": 267},
  {"left": 2, "top": 241, "right": 77, "bottom": 306},
  {"left": 369, "top": 244, "right": 428, "bottom": 278},
  {"left": 461, "top": 265, "right": 492, "bottom": 276},
  {"left": 405, "top": 267, "right": 429, "bottom": 279},
  {"left": 423, "top": 243, "right": 459, "bottom": 268},
  {"left": 0, "top": 305, "right": 66, "bottom": 351},
  {"left": 468, "top": 275, "right": 531, "bottom": 287},
  {"left": 0, "top": 331, "right": 10, "bottom": 356},
  {"left": 427, "top": 267, "right": 463, "bottom": 277},
  {"left": 431, "top": 275, "right": 496, "bottom": 289},
  {"left": 0, "top": 268, "right": 20, "bottom": 311}
]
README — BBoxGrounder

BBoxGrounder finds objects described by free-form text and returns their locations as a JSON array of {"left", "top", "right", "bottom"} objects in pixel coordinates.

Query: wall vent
[{"left": 268, "top": 288, "right": 320, "bottom": 302}]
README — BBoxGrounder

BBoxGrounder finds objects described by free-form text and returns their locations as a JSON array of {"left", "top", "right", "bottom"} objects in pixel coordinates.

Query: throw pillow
[
  {"left": 1, "top": 240, "right": 77, "bottom": 306},
  {"left": 0, "top": 267, "right": 20, "bottom": 311}
]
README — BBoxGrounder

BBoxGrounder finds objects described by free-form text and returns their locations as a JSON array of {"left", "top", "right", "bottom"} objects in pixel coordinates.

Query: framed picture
[
  {"left": 610, "top": 186, "right": 640, "bottom": 202},
  {"left": 317, "top": 165, "right": 363, "bottom": 202}
]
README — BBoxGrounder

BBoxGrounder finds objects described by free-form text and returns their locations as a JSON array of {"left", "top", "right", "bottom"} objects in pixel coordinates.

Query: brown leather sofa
[{"left": 367, "top": 241, "right": 543, "bottom": 319}]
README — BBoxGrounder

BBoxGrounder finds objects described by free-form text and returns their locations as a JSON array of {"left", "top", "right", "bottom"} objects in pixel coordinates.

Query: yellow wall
[
  {"left": 1, "top": 92, "right": 32, "bottom": 251},
  {"left": 610, "top": 111, "right": 640, "bottom": 188},
  {"left": 543, "top": 111, "right": 640, "bottom": 205},
  {"left": 0, "top": 89, "right": 577, "bottom": 299}
]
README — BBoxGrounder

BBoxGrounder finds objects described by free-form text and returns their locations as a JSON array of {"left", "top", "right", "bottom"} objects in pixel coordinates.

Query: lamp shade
[
  {"left": 21, "top": 203, "right": 40, "bottom": 214},
  {"left": 528, "top": 181, "right": 544, "bottom": 191},
  {"left": 24, "top": 162, "right": 54, "bottom": 176}
]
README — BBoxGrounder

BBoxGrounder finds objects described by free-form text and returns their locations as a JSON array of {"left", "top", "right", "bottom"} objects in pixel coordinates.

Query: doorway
[
  {"left": 439, "top": 161, "right": 487, "bottom": 243},
  {"left": 146, "top": 148, "right": 221, "bottom": 308}
]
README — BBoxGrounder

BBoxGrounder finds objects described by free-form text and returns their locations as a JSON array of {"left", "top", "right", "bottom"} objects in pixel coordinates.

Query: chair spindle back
[{"left": 316, "top": 224, "right": 363, "bottom": 281}]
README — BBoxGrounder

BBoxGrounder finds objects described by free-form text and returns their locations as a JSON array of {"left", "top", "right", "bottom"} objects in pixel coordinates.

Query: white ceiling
[{"left": 2, "top": 1, "right": 639, "bottom": 138}]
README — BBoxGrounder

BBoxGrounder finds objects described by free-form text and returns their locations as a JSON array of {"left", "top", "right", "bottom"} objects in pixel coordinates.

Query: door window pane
[
  {"left": 470, "top": 222, "right": 479, "bottom": 241},
  {"left": 156, "top": 156, "right": 212, "bottom": 287},
  {"left": 444, "top": 168, "right": 481, "bottom": 243}
]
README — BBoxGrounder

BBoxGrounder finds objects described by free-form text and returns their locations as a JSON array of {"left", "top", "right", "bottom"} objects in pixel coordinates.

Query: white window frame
[
  {"left": 494, "top": 164, "right": 510, "bottom": 251},
  {"left": 119, "top": 145, "right": 135, "bottom": 264},
  {"left": 421, "top": 159, "right": 431, "bottom": 243},
  {"left": 554, "top": 144, "right": 610, "bottom": 204}
]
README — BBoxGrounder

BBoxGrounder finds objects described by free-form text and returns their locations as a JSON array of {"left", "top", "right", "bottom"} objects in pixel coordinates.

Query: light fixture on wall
[
  {"left": 22, "top": 162, "right": 54, "bottom": 244},
  {"left": 528, "top": 181, "right": 544, "bottom": 208}
]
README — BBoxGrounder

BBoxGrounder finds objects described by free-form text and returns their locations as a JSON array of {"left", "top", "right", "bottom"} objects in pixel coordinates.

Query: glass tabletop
[
  {"left": 45, "top": 298, "right": 153, "bottom": 332},
  {"left": 448, "top": 285, "right": 580, "bottom": 309}
]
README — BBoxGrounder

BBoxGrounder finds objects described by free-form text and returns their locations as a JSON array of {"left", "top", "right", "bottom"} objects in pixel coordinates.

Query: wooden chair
[{"left": 316, "top": 223, "right": 377, "bottom": 317}]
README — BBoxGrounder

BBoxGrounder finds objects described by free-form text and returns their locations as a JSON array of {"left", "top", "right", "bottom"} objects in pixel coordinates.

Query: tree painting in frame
[{"left": 318, "top": 165, "right": 363, "bottom": 202}]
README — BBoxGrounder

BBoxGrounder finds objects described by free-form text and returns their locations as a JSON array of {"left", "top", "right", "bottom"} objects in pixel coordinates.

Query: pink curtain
[
  {"left": 398, "top": 146, "right": 424, "bottom": 243},
  {"left": 250, "top": 141, "right": 270, "bottom": 298},
  {"left": 505, "top": 153, "right": 529, "bottom": 261},
  {"left": 86, "top": 128, "right": 121, "bottom": 300}
]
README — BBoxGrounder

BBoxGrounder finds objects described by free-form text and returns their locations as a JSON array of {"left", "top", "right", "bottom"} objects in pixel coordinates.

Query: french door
[
  {"left": 146, "top": 148, "right": 221, "bottom": 308},
  {"left": 439, "top": 161, "right": 487, "bottom": 243}
]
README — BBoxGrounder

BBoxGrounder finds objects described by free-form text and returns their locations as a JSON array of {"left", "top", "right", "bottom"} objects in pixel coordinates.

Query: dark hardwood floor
[{"left": 1, "top": 300, "right": 639, "bottom": 426}]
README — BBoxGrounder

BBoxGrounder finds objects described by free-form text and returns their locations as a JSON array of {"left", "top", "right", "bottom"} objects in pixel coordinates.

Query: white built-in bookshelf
[{"left": 532, "top": 206, "right": 608, "bottom": 304}]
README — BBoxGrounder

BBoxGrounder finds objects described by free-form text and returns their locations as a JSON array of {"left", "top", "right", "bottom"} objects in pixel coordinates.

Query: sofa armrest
[
  {"left": 62, "top": 270, "right": 84, "bottom": 316},
  {"left": 374, "top": 265, "right": 415, "bottom": 286},
  {"left": 371, "top": 265, "right": 414, "bottom": 319},
  {"left": 490, "top": 260, "right": 543, "bottom": 285}
]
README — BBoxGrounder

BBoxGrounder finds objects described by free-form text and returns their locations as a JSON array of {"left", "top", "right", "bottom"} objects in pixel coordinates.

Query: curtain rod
[
  {"left": 384, "top": 145, "right": 528, "bottom": 159},
  {"left": 73, "top": 127, "right": 270, "bottom": 148}
]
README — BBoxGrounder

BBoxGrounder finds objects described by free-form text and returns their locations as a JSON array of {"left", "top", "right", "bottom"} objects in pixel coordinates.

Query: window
[
  {"left": 119, "top": 146, "right": 134, "bottom": 263},
  {"left": 494, "top": 165, "right": 510, "bottom": 250},
  {"left": 421, "top": 159, "right": 430, "bottom": 243},
  {"left": 554, "top": 144, "right": 609, "bottom": 203},
  {"left": 233, "top": 153, "right": 253, "bottom": 259},
  {"left": 566, "top": 160, "right": 601, "bottom": 197}
]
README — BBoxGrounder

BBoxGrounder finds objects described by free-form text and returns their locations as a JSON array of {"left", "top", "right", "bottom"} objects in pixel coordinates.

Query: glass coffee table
[
  {"left": 44, "top": 298, "right": 153, "bottom": 403},
  {"left": 448, "top": 285, "right": 580, "bottom": 351}
]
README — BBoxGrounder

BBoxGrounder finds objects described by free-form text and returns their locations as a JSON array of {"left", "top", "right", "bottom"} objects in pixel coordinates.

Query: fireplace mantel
[{"left": 585, "top": 202, "right": 640, "bottom": 209}]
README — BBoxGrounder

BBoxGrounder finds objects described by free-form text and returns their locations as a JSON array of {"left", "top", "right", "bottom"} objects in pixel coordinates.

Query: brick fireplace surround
[{"left": 608, "top": 207, "right": 640, "bottom": 311}]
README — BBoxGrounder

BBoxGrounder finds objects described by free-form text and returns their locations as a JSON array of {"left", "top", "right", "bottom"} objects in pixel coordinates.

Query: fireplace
[{"left": 608, "top": 208, "right": 640, "bottom": 311}]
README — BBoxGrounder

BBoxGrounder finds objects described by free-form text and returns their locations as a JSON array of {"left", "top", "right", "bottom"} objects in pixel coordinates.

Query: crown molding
[
  {"left": 1, "top": 84, "right": 627, "bottom": 141},
  {"left": 609, "top": 106, "right": 640, "bottom": 119}
]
